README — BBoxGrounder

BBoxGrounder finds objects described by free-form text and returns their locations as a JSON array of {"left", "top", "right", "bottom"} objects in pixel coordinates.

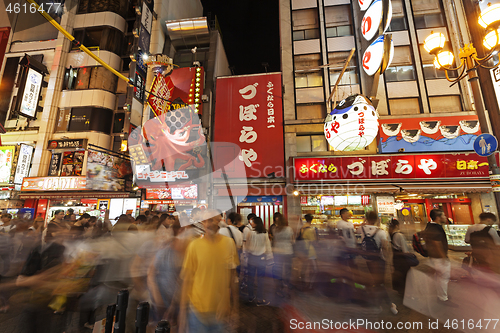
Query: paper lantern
[{"left": 324, "top": 94, "right": 379, "bottom": 151}]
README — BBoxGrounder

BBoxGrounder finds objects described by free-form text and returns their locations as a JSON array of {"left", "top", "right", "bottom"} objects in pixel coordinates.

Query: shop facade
[{"left": 292, "top": 152, "right": 498, "bottom": 242}]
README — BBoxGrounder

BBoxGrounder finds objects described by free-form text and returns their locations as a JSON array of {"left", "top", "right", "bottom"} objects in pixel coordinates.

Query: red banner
[
  {"left": 147, "top": 67, "right": 205, "bottom": 116},
  {"left": 294, "top": 153, "right": 493, "bottom": 182},
  {"left": 213, "top": 73, "right": 284, "bottom": 178}
]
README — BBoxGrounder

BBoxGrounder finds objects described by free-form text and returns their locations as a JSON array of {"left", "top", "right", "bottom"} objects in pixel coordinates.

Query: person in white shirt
[
  {"left": 388, "top": 219, "right": 411, "bottom": 296},
  {"left": 0, "top": 213, "right": 14, "bottom": 234},
  {"left": 246, "top": 217, "right": 272, "bottom": 306},
  {"left": 336, "top": 208, "right": 358, "bottom": 283},
  {"left": 465, "top": 212, "right": 500, "bottom": 270},
  {"left": 219, "top": 212, "right": 243, "bottom": 251},
  {"left": 357, "top": 211, "right": 398, "bottom": 315}
]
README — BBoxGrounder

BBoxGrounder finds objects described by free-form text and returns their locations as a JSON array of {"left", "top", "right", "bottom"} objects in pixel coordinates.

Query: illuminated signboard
[
  {"left": 146, "top": 185, "right": 198, "bottom": 200},
  {"left": 335, "top": 196, "right": 348, "bottom": 206},
  {"left": 19, "top": 68, "right": 43, "bottom": 118},
  {"left": 348, "top": 195, "right": 362, "bottom": 205},
  {"left": 14, "top": 144, "right": 34, "bottom": 185},
  {"left": 0, "top": 146, "right": 15, "bottom": 185},
  {"left": 21, "top": 176, "right": 87, "bottom": 191},
  {"left": 294, "top": 153, "right": 494, "bottom": 182}
]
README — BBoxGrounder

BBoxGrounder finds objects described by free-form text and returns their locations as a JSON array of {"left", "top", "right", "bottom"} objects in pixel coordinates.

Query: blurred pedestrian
[
  {"left": 465, "top": 212, "right": 500, "bottom": 271},
  {"left": 335, "top": 208, "right": 358, "bottom": 281},
  {"left": 219, "top": 212, "right": 243, "bottom": 251},
  {"left": 389, "top": 219, "right": 411, "bottom": 296},
  {"left": 246, "top": 217, "right": 273, "bottom": 306},
  {"left": 269, "top": 212, "right": 283, "bottom": 241},
  {"left": 112, "top": 214, "right": 138, "bottom": 233},
  {"left": 70, "top": 213, "right": 91, "bottom": 238},
  {"left": 272, "top": 216, "right": 293, "bottom": 297},
  {"left": 357, "top": 211, "right": 398, "bottom": 314},
  {"left": 296, "top": 214, "right": 318, "bottom": 289},
  {"left": 0, "top": 213, "right": 14, "bottom": 233},
  {"left": 179, "top": 210, "right": 239, "bottom": 332},
  {"left": 148, "top": 219, "right": 185, "bottom": 330},
  {"left": 424, "top": 209, "right": 451, "bottom": 303}
]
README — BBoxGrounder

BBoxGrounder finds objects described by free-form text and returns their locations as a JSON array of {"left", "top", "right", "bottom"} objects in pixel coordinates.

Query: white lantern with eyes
[{"left": 324, "top": 94, "right": 379, "bottom": 151}]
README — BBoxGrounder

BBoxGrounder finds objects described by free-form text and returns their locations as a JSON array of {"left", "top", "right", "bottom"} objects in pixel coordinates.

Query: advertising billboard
[
  {"left": 86, "top": 150, "right": 133, "bottom": 191},
  {"left": 213, "top": 73, "right": 284, "bottom": 178},
  {"left": 14, "top": 144, "right": 34, "bottom": 185},
  {"left": 19, "top": 68, "right": 43, "bottom": 118},
  {"left": 0, "top": 146, "right": 15, "bottom": 185}
]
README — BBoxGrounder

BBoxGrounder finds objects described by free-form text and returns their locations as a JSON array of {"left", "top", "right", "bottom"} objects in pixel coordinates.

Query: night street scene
[{"left": 1, "top": 0, "right": 500, "bottom": 332}]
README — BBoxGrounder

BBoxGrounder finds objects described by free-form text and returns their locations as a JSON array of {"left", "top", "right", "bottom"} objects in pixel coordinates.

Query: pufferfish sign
[{"left": 324, "top": 94, "right": 379, "bottom": 151}]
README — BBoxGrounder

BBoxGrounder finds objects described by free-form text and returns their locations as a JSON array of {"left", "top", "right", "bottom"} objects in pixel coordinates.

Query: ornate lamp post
[{"left": 423, "top": 3, "right": 500, "bottom": 211}]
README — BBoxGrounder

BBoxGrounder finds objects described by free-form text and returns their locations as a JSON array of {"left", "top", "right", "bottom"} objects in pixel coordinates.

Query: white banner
[
  {"left": 377, "top": 195, "right": 395, "bottom": 214},
  {"left": 19, "top": 68, "right": 43, "bottom": 118},
  {"left": 14, "top": 144, "right": 34, "bottom": 185}
]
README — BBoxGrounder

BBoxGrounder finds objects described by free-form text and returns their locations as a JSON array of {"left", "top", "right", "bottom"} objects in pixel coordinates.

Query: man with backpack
[
  {"left": 357, "top": 211, "right": 398, "bottom": 314},
  {"left": 424, "top": 209, "right": 451, "bottom": 303},
  {"left": 465, "top": 212, "right": 500, "bottom": 271}
]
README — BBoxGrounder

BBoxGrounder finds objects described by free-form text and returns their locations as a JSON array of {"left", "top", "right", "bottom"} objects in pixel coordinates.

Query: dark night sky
[{"left": 200, "top": 0, "right": 280, "bottom": 75}]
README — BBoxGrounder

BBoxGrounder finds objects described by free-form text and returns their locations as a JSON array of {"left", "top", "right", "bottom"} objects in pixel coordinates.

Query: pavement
[{"left": 0, "top": 250, "right": 494, "bottom": 333}]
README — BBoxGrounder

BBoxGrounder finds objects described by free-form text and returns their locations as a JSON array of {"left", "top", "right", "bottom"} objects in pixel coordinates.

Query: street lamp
[{"left": 424, "top": 3, "right": 500, "bottom": 211}]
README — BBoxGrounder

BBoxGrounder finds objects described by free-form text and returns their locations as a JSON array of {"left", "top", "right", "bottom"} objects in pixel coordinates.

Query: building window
[
  {"left": 328, "top": 52, "right": 359, "bottom": 85},
  {"left": 77, "top": 0, "right": 127, "bottom": 16},
  {"left": 412, "top": 0, "right": 446, "bottom": 29},
  {"left": 324, "top": 5, "right": 353, "bottom": 37},
  {"left": 113, "top": 112, "right": 125, "bottom": 133},
  {"left": 296, "top": 104, "right": 326, "bottom": 120},
  {"left": 388, "top": 98, "right": 421, "bottom": 115},
  {"left": 295, "top": 72, "right": 323, "bottom": 88},
  {"left": 60, "top": 107, "right": 114, "bottom": 134},
  {"left": 71, "top": 27, "right": 124, "bottom": 55},
  {"left": 387, "top": 0, "right": 407, "bottom": 31},
  {"left": 292, "top": 8, "right": 319, "bottom": 41},
  {"left": 419, "top": 44, "right": 458, "bottom": 79},
  {"left": 294, "top": 53, "right": 321, "bottom": 72},
  {"left": 297, "top": 135, "right": 328, "bottom": 153},
  {"left": 385, "top": 46, "right": 415, "bottom": 82},
  {"left": 63, "top": 66, "right": 118, "bottom": 93},
  {"left": 429, "top": 95, "right": 462, "bottom": 113}
]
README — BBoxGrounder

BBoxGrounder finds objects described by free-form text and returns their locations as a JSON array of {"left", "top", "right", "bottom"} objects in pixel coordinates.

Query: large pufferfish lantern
[{"left": 324, "top": 94, "right": 379, "bottom": 151}]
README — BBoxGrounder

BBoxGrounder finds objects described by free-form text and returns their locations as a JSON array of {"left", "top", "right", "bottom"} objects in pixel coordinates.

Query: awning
[
  {"left": 395, "top": 182, "right": 492, "bottom": 194},
  {"left": 295, "top": 184, "right": 400, "bottom": 195},
  {"left": 19, "top": 192, "right": 132, "bottom": 199}
]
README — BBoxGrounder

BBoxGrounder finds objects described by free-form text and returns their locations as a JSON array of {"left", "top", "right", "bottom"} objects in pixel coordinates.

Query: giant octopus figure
[{"left": 134, "top": 109, "right": 206, "bottom": 171}]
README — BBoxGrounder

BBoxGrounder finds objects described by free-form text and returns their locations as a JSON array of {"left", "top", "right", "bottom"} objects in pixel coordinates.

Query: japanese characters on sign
[
  {"left": 0, "top": 146, "right": 15, "bottom": 185},
  {"left": 294, "top": 153, "right": 493, "bottom": 182},
  {"left": 14, "top": 144, "right": 34, "bottom": 185},
  {"left": 21, "top": 176, "right": 87, "bottom": 191},
  {"left": 19, "top": 68, "right": 43, "bottom": 118},
  {"left": 137, "top": 170, "right": 189, "bottom": 182},
  {"left": 213, "top": 73, "right": 284, "bottom": 178},
  {"left": 146, "top": 185, "right": 198, "bottom": 200},
  {"left": 377, "top": 196, "right": 396, "bottom": 215},
  {"left": 47, "top": 139, "right": 86, "bottom": 150}
]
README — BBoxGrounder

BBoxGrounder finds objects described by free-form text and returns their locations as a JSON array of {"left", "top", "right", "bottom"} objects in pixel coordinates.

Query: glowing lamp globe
[
  {"left": 478, "top": 3, "right": 500, "bottom": 29},
  {"left": 433, "top": 51, "right": 454, "bottom": 69},
  {"left": 483, "top": 29, "right": 500, "bottom": 50},
  {"left": 423, "top": 32, "right": 446, "bottom": 55},
  {"left": 324, "top": 94, "right": 379, "bottom": 151}
]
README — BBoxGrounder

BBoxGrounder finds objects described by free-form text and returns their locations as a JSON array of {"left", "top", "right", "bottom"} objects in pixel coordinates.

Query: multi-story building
[
  {"left": 280, "top": 0, "right": 499, "bottom": 235},
  {"left": 0, "top": 0, "right": 229, "bottom": 220}
]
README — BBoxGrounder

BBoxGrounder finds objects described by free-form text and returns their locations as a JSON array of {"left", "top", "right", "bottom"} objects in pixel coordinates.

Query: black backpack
[
  {"left": 470, "top": 226, "right": 495, "bottom": 251},
  {"left": 361, "top": 226, "right": 380, "bottom": 259}
]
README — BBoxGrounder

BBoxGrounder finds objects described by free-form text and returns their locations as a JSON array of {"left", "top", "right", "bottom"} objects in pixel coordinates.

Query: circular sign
[
  {"left": 324, "top": 94, "right": 379, "bottom": 151},
  {"left": 402, "top": 208, "right": 410, "bottom": 216},
  {"left": 359, "top": 0, "right": 374, "bottom": 11},
  {"left": 49, "top": 141, "right": 58, "bottom": 149},
  {"left": 361, "top": 0, "right": 392, "bottom": 41},
  {"left": 474, "top": 134, "right": 498, "bottom": 157},
  {"left": 362, "top": 35, "right": 394, "bottom": 76}
]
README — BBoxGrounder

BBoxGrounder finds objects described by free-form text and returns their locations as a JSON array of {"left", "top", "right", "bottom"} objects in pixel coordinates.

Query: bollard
[
  {"left": 104, "top": 304, "right": 116, "bottom": 333},
  {"left": 135, "top": 302, "right": 150, "bottom": 333},
  {"left": 113, "top": 289, "right": 129, "bottom": 333},
  {"left": 155, "top": 320, "right": 170, "bottom": 333}
]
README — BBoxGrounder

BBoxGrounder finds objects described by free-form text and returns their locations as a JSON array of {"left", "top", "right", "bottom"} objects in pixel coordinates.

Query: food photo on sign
[{"left": 86, "top": 150, "right": 133, "bottom": 191}]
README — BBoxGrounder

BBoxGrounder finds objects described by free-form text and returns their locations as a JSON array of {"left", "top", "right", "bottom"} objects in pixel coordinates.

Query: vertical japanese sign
[
  {"left": 19, "top": 68, "right": 43, "bottom": 118},
  {"left": 0, "top": 146, "right": 15, "bottom": 185},
  {"left": 213, "top": 73, "right": 284, "bottom": 178},
  {"left": 14, "top": 144, "right": 34, "bottom": 185}
]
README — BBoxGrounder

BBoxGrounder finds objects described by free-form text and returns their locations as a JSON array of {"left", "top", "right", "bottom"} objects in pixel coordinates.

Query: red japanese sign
[
  {"left": 147, "top": 67, "right": 205, "bottom": 116},
  {"left": 294, "top": 153, "right": 493, "bottom": 182},
  {"left": 213, "top": 73, "right": 284, "bottom": 178}
]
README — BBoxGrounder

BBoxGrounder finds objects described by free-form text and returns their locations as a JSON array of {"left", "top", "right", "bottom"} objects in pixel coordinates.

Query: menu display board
[{"left": 334, "top": 196, "right": 348, "bottom": 206}]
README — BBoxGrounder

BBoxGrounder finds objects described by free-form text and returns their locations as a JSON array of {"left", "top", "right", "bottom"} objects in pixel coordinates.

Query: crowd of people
[{"left": 0, "top": 206, "right": 498, "bottom": 332}]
